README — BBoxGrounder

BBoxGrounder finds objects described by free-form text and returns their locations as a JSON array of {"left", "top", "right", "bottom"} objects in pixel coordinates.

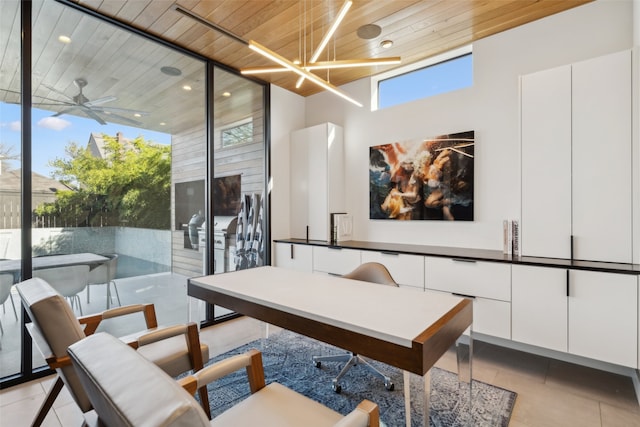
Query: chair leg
[
  {"left": 198, "top": 386, "right": 211, "bottom": 420},
  {"left": 9, "top": 292, "right": 18, "bottom": 320},
  {"left": 32, "top": 377, "right": 64, "bottom": 427},
  {"left": 86, "top": 284, "right": 90, "bottom": 304},
  {"left": 111, "top": 281, "right": 121, "bottom": 306}
]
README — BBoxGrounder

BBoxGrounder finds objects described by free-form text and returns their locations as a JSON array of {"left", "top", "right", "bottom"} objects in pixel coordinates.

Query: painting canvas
[{"left": 370, "top": 130, "right": 474, "bottom": 221}]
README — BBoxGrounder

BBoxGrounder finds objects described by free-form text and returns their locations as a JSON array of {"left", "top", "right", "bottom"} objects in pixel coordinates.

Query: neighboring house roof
[
  {"left": 0, "top": 169, "right": 72, "bottom": 194},
  {"left": 87, "top": 132, "right": 133, "bottom": 159}
]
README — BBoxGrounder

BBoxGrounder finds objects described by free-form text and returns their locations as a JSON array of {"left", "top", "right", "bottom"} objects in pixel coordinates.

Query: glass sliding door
[
  {"left": 209, "top": 66, "right": 267, "bottom": 320},
  {"left": 0, "top": 0, "right": 206, "bottom": 380},
  {"left": 0, "top": 0, "right": 23, "bottom": 380}
]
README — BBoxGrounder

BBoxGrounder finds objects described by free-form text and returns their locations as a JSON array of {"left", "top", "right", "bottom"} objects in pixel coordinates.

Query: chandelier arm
[{"left": 248, "top": 40, "right": 362, "bottom": 107}]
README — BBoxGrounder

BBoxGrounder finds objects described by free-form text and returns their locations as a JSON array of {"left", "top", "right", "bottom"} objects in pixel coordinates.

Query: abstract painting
[{"left": 370, "top": 130, "right": 474, "bottom": 221}]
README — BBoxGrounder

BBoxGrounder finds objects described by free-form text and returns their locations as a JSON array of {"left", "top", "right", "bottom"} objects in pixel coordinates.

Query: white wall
[
  {"left": 269, "top": 84, "right": 306, "bottom": 240},
  {"left": 283, "top": 0, "right": 635, "bottom": 251}
]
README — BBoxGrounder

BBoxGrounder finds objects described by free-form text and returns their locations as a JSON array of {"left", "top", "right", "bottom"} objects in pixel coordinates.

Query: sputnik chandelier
[{"left": 172, "top": 1, "right": 401, "bottom": 107}]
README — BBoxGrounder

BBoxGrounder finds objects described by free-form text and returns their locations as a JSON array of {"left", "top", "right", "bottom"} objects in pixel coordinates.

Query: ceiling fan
[
  {"left": 172, "top": 1, "right": 401, "bottom": 107},
  {"left": 35, "top": 78, "right": 148, "bottom": 126}
]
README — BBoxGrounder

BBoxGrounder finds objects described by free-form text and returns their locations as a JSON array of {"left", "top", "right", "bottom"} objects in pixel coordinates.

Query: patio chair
[
  {"left": 68, "top": 332, "right": 380, "bottom": 427},
  {"left": 33, "top": 265, "right": 89, "bottom": 315},
  {"left": 0, "top": 273, "right": 14, "bottom": 341},
  {"left": 16, "top": 277, "right": 211, "bottom": 426},
  {"left": 86, "top": 254, "right": 120, "bottom": 309}
]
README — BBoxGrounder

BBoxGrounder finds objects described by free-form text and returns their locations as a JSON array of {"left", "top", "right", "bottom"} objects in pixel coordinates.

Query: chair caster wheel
[
  {"left": 385, "top": 382, "right": 394, "bottom": 391},
  {"left": 314, "top": 361, "right": 321, "bottom": 368},
  {"left": 332, "top": 383, "right": 342, "bottom": 394}
]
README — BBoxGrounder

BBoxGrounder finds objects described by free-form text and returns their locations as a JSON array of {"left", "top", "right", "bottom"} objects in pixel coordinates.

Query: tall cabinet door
[
  {"left": 290, "top": 123, "right": 345, "bottom": 241},
  {"left": 521, "top": 66, "right": 572, "bottom": 259},
  {"left": 572, "top": 50, "right": 632, "bottom": 263}
]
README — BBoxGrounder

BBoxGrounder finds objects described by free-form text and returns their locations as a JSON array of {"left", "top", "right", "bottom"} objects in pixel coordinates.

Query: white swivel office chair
[
  {"left": 312, "top": 262, "right": 399, "bottom": 393},
  {"left": 87, "top": 254, "right": 120, "bottom": 308},
  {"left": 33, "top": 265, "right": 90, "bottom": 315}
]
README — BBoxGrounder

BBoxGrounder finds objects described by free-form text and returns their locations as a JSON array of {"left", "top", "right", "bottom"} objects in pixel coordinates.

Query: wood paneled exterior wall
[{"left": 171, "top": 107, "right": 265, "bottom": 278}]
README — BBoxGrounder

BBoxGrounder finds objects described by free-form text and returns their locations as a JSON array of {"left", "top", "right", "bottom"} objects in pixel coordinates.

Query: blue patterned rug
[{"left": 201, "top": 330, "right": 516, "bottom": 427}]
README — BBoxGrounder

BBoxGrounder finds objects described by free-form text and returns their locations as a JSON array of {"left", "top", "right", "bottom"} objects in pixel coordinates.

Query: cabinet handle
[
  {"left": 452, "top": 258, "right": 476, "bottom": 263},
  {"left": 290, "top": 244, "right": 294, "bottom": 260},
  {"left": 570, "top": 235, "right": 574, "bottom": 260},
  {"left": 452, "top": 292, "right": 476, "bottom": 299},
  {"left": 566, "top": 270, "right": 570, "bottom": 297},
  {"left": 328, "top": 246, "right": 342, "bottom": 250},
  {"left": 306, "top": 226, "right": 309, "bottom": 242},
  {"left": 381, "top": 251, "right": 399, "bottom": 256}
]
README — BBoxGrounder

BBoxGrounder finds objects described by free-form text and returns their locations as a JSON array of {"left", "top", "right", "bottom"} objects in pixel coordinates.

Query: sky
[{"left": 0, "top": 102, "right": 171, "bottom": 177}]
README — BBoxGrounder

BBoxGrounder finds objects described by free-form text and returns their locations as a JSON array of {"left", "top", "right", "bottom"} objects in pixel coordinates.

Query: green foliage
[{"left": 34, "top": 135, "right": 171, "bottom": 229}]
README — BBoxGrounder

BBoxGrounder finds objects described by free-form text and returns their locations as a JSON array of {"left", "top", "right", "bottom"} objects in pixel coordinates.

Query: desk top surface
[{"left": 190, "top": 266, "right": 468, "bottom": 349}]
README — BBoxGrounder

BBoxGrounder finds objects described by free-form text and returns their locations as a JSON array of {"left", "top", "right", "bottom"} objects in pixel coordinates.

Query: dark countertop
[{"left": 273, "top": 238, "right": 640, "bottom": 275}]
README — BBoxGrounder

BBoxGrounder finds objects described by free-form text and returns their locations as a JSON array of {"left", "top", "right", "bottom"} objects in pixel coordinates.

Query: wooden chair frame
[{"left": 25, "top": 302, "right": 210, "bottom": 426}]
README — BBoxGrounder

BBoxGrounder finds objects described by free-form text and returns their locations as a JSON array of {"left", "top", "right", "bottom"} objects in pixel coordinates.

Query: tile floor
[{"left": 1, "top": 316, "right": 639, "bottom": 427}]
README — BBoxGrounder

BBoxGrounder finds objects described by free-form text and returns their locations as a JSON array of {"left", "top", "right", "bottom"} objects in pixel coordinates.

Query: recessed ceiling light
[
  {"left": 357, "top": 24, "right": 382, "bottom": 40},
  {"left": 133, "top": 113, "right": 142, "bottom": 118},
  {"left": 222, "top": 92, "right": 231, "bottom": 97},
  {"left": 58, "top": 35, "right": 71, "bottom": 44},
  {"left": 380, "top": 40, "right": 394, "bottom": 49},
  {"left": 161, "top": 66, "right": 182, "bottom": 76},
  {"left": 159, "top": 122, "right": 166, "bottom": 126},
  {"left": 182, "top": 85, "right": 192, "bottom": 91}
]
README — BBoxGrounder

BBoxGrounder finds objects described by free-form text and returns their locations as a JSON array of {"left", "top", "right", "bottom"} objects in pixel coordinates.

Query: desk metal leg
[
  {"left": 404, "top": 369, "right": 430, "bottom": 427},
  {"left": 260, "top": 321, "right": 270, "bottom": 350},
  {"left": 456, "top": 331, "right": 474, "bottom": 426}
]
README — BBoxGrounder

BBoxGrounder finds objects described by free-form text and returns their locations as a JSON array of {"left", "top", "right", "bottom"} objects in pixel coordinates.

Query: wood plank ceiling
[
  {"left": 0, "top": 0, "right": 591, "bottom": 134},
  {"left": 73, "top": 0, "right": 591, "bottom": 96}
]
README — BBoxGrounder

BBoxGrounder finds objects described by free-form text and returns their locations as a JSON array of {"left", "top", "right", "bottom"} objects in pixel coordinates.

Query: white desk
[{"left": 189, "top": 266, "right": 473, "bottom": 426}]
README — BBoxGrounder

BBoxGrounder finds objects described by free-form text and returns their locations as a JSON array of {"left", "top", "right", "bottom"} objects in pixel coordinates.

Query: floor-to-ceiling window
[
  {"left": 0, "top": 0, "right": 268, "bottom": 386},
  {"left": 209, "top": 66, "right": 268, "bottom": 320}
]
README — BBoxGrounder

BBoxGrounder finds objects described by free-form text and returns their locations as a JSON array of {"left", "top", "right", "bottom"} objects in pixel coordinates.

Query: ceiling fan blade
[
  {"left": 52, "top": 106, "right": 81, "bottom": 117},
  {"left": 93, "top": 106, "right": 149, "bottom": 116},
  {"left": 84, "top": 95, "right": 117, "bottom": 107},
  {"left": 41, "top": 83, "right": 77, "bottom": 103},
  {"left": 100, "top": 111, "right": 143, "bottom": 126},
  {"left": 81, "top": 108, "right": 107, "bottom": 125}
]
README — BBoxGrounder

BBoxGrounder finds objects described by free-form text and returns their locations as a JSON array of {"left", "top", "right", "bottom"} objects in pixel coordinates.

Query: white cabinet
[
  {"left": 512, "top": 265, "right": 568, "bottom": 352},
  {"left": 521, "top": 65, "right": 572, "bottom": 259},
  {"left": 360, "top": 251, "right": 424, "bottom": 289},
  {"left": 313, "top": 246, "right": 361, "bottom": 275},
  {"left": 290, "top": 123, "right": 345, "bottom": 242},
  {"left": 424, "top": 257, "right": 511, "bottom": 339},
  {"left": 512, "top": 265, "right": 638, "bottom": 368},
  {"left": 273, "top": 242, "right": 313, "bottom": 272},
  {"left": 568, "top": 270, "right": 637, "bottom": 368},
  {"left": 521, "top": 50, "right": 633, "bottom": 263}
]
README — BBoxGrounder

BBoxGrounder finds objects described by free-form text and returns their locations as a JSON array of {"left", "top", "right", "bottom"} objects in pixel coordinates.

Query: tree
[{"left": 34, "top": 135, "right": 171, "bottom": 229}]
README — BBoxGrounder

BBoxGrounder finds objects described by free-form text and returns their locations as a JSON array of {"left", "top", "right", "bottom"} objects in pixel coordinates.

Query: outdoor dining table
[{"left": 0, "top": 253, "right": 109, "bottom": 282}]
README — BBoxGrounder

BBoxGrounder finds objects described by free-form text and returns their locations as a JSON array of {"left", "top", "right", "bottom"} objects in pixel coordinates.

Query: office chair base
[{"left": 313, "top": 352, "right": 394, "bottom": 394}]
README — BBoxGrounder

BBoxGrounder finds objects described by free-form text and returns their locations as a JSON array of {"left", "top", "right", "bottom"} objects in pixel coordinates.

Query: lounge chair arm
[
  {"left": 137, "top": 324, "right": 189, "bottom": 346},
  {"left": 178, "top": 349, "right": 265, "bottom": 395},
  {"left": 333, "top": 400, "right": 380, "bottom": 427},
  {"left": 78, "top": 303, "right": 159, "bottom": 336}
]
